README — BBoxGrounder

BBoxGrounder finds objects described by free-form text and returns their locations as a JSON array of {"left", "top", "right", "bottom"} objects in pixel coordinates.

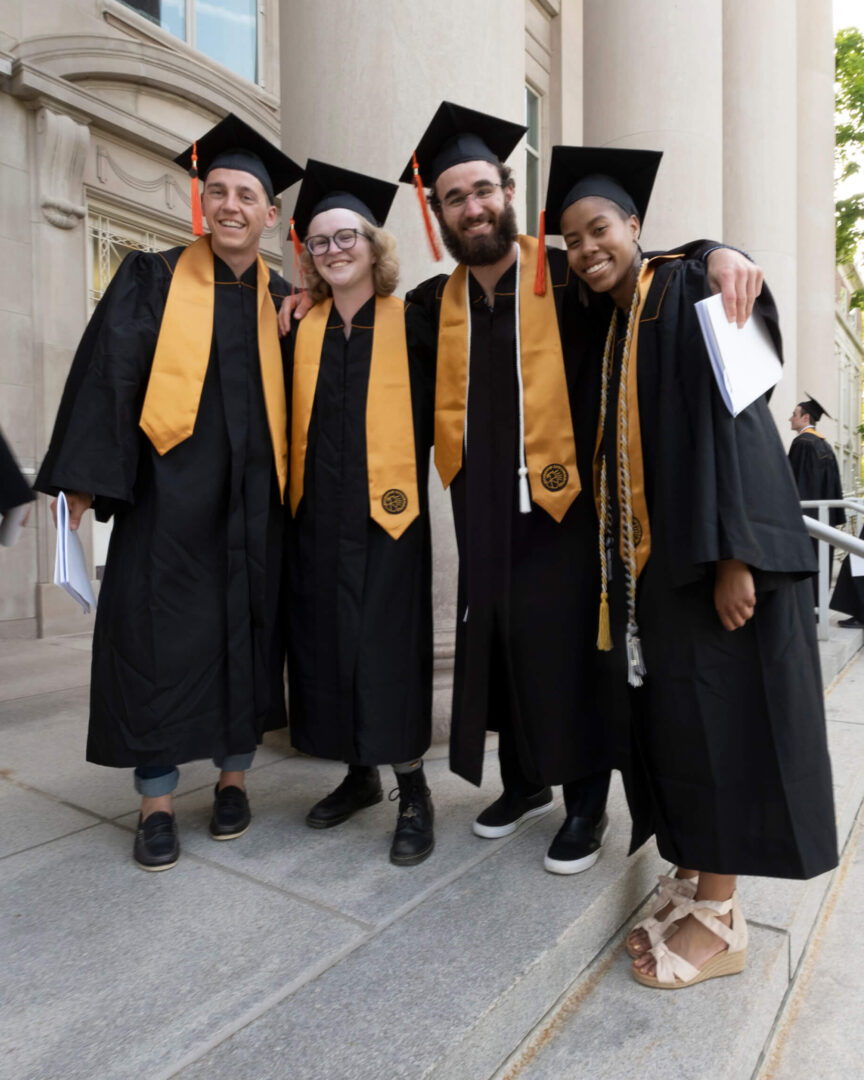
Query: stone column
[
  {"left": 279, "top": 0, "right": 526, "bottom": 739},
  {"left": 30, "top": 106, "right": 95, "bottom": 636},
  {"left": 722, "top": 0, "right": 798, "bottom": 430},
  {"left": 0, "top": 93, "right": 39, "bottom": 637},
  {"left": 582, "top": 0, "right": 724, "bottom": 250},
  {"left": 796, "top": 0, "right": 837, "bottom": 444}
]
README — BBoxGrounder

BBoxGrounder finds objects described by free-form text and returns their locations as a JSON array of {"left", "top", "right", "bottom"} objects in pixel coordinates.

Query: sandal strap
[
  {"left": 689, "top": 897, "right": 738, "bottom": 947},
  {"left": 649, "top": 938, "right": 701, "bottom": 985},
  {"left": 631, "top": 875, "right": 699, "bottom": 946}
]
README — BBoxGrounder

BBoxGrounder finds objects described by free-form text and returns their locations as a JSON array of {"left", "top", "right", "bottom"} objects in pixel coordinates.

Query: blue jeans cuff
[{"left": 134, "top": 767, "right": 179, "bottom": 798}]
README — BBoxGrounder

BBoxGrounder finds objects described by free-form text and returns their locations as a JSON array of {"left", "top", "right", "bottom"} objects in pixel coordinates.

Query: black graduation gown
[
  {"left": 285, "top": 296, "right": 435, "bottom": 766},
  {"left": 788, "top": 430, "right": 845, "bottom": 526},
  {"left": 830, "top": 523, "right": 864, "bottom": 621},
  {"left": 600, "top": 257, "right": 837, "bottom": 880},
  {"left": 407, "top": 250, "right": 607, "bottom": 788},
  {"left": 0, "top": 429, "right": 34, "bottom": 514},
  {"left": 35, "top": 247, "right": 289, "bottom": 767}
]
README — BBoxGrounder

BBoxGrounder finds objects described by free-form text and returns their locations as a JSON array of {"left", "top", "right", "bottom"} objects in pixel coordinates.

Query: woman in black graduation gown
[
  {"left": 285, "top": 161, "right": 436, "bottom": 865},
  {"left": 546, "top": 147, "right": 837, "bottom": 989}
]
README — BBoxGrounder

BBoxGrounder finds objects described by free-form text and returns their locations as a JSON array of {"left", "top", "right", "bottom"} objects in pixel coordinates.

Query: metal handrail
[
  {"left": 800, "top": 499, "right": 864, "bottom": 512},
  {"left": 802, "top": 517, "right": 864, "bottom": 556},
  {"left": 799, "top": 499, "right": 864, "bottom": 640}
]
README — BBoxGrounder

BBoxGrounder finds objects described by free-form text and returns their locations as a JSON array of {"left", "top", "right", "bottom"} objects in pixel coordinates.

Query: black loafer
[
  {"left": 544, "top": 812, "right": 610, "bottom": 875},
  {"left": 209, "top": 784, "right": 251, "bottom": 840},
  {"left": 838, "top": 617, "right": 864, "bottom": 629},
  {"left": 472, "top": 787, "right": 554, "bottom": 839},
  {"left": 306, "top": 766, "right": 383, "bottom": 829},
  {"left": 134, "top": 811, "right": 179, "bottom": 871}
]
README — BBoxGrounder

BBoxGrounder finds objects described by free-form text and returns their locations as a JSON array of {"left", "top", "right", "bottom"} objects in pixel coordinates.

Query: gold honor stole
[
  {"left": 592, "top": 254, "right": 684, "bottom": 579},
  {"left": 802, "top": 427, "right": 826, "bottom": 439},
  {"left": 434, "top": 234, "right": 580, "bottom": 522},
  {"left": 289, "top": 294, "right": 419, "bottom": 540},
  {"left": 139, "top": 235, "right": 289, "bottom": 500}
]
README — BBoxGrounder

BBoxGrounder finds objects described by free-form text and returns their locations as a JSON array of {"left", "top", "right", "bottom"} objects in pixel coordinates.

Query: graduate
[
  {"left": 35, "top": 115, "right": 302, "bottom": 871},
  {"left": 546, "top": 145, "right": 837, "bottom": 987},
  {"left": 400, "top": 102, "right": 765, "bottom": 876},
  {"left": 285, "top": 161, "right": 436, "bottom": 865},
  {"left": 829, "top": 521, "right": 864, "bottom": 628},
  {"left": 788, "top": 396, "right": 845, "bottom": 519},
  {"left": 788, "top": 395, "right": 846, "bottom": 602}
]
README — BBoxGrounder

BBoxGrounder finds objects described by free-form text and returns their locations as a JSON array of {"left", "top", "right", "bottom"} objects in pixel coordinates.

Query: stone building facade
[{"left": 0, "top": 0, "right": 850, "bottom": 733}]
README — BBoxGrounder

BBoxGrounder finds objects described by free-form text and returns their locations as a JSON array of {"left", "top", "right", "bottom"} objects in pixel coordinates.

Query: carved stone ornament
[{"left": 36, "top": 107, "right": 89, "bottom": 229}]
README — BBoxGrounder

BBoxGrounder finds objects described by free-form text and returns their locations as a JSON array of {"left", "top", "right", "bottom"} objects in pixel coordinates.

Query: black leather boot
[
  {"left": 306, "top": 765, "right": 383, "bottom": 829},
  {"left": 389, "top": 768, "right": 434, "bottom": 866}
]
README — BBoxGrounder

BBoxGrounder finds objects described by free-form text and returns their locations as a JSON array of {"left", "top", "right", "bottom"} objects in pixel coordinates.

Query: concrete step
[
  {"left": 1, "top": 636, "right": 861, "bottom": 1080},
  {"left": 491, "top": 650, "right": 864, "bottom": 1080}
]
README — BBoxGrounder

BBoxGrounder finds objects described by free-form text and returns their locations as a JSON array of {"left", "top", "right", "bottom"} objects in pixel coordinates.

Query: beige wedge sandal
[
  {"left": 631, "top": 891, "right": 748, "bottom": 989},
  {"left": 626, "top": 873, "right": 699, "bottom": 959}
]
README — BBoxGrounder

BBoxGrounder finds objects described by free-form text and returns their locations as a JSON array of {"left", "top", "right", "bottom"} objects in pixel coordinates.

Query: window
[
  {"left": 525, "top": 85, "right": 541, "bottom": 234},
  {"left": 120, "top": 0, "right": 259, "bottom": 83},
  {"left": 88, "top": 212, "right": 187, "bottom": 311}
]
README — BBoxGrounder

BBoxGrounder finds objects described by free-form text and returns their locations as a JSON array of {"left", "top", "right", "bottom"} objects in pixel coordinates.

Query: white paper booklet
[
  {"left": 694, "top": 292, "right": 783, "bottom": 417},
  {"left": 54, "top": 492, "right": 97, "bottom": 613}
]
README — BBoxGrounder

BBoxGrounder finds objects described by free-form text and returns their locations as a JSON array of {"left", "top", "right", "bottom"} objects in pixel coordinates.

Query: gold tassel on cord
[{"left": 597, "top": 593, "right": 612, "bottom": 651}]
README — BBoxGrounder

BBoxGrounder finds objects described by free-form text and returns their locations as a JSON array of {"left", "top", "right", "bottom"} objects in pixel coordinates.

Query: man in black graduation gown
[
  {"left": 788, "top": 396, "right": 845, "bottom": 602},
  {"left": 402, "top": 102, "right": 765, "bottom": 874},
  {"left": 35, "top": 115, "right": 302, "bottom": 871}
]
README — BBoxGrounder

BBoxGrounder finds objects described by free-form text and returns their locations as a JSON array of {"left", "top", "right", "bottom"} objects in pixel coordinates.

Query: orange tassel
[
  {"left": 412, "top": 151, "right": 442, "bottom": 262},
  {"left": 533, "top": 208, "right": 546, "bottom": 295},
  {"left": 189, "top": 140, "right": 204, "bottom": 237},
  {"left": 289, "top": 218, "right": 304, "bottom": 298}
]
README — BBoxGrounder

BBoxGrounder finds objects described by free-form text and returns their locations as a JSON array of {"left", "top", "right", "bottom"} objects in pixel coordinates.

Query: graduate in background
[
  {"left": 35, "top": 116, "right": 302, "bottom": 871},
  {"left": 285, "top": 162, "right": 436, "bottom": 865},
  {"left": 547, "top": 146, "right": 837, "bottom": 989},
  {"left": 788, "top": 396, "right": 846, "bottom": 601}
]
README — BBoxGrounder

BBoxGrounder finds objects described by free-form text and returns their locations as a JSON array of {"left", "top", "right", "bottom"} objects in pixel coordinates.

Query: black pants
[{"left": 498, "top": 723, "right": 610, "bottom": 820}]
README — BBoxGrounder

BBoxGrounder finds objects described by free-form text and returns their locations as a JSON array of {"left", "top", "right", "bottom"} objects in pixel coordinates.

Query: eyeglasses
[
  {"left": 441, "top": 183, "right": 504, "bottom": 211},
  {"left": 305, "top": 228, "right": 370, "bottom": 256}
]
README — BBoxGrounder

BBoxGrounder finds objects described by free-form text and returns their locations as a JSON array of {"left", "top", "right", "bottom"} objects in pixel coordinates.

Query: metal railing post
[{"left": 817, "top": 505, "right": 830, "bottom": 640}]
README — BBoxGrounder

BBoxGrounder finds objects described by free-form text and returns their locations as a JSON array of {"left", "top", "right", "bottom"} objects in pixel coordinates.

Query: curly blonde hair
[{"left": 298, "top": 218, "right": 400, "bottom": 303}]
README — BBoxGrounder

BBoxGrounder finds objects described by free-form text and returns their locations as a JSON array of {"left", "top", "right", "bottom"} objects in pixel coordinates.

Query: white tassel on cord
[{"left": 513, "top": 247, "right": 532, "bottom": 514}]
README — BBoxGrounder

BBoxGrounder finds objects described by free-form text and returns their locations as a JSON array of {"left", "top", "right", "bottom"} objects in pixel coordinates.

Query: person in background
[
  {"left": 788, "top": 396, "right": 846, "bottom": 602},
  {"left": 35, "top": 115, "right": 302, "bottom": 871}
]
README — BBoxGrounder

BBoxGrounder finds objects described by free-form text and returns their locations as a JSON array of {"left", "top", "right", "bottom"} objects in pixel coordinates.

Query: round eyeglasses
[{"left": 305, "top": 228, "right": 371, "bottom": 256}]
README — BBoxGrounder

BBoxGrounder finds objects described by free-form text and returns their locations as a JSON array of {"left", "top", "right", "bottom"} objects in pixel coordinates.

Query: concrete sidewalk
[{"left": 1, "top": 623, "right": 863, "bottom": 1080}]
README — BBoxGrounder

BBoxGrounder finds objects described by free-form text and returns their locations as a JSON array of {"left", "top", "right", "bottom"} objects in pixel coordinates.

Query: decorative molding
[
  {"left": 36, "top": 107, "right": 89, "bottom": 229},
  {"left": 96, "top": 145, "right": 185, "bottom": 212}
]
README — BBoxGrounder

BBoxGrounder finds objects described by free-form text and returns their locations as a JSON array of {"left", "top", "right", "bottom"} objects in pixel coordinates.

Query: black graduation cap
[
  {"left": 291, "top": 160, "right": 398, "bottom": 239},
  {"left": 799, "top": 394, "right": 832, "bottom": 422},
  {"left": 543, "top": 146, "right": 663, "bottom": 236},
  {"left": 399, "top": 101, "right": 527, "bottom": 187},
  {"left": 174, "top": 113, "right": 303, "bottom": 204}
]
